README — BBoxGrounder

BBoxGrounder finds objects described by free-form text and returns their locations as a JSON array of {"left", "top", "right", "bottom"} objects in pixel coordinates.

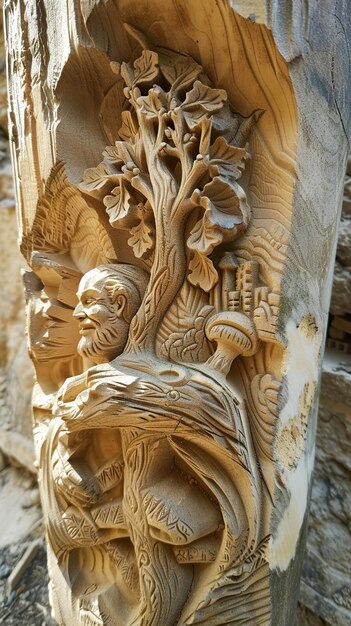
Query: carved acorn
[{"left": 205, "top": 311, "right": 258, "bottom": 375}]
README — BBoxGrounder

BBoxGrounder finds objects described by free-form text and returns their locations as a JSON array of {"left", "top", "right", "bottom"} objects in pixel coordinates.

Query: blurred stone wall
[
  {"left": 0, "top": 7, "right": 35, "bottom": 468},
  {"left": 0, "top": 8, "right": 350, "bottom": 625},
  {"left": 298, "top": 163, "right": 351, "bottom": 626}
]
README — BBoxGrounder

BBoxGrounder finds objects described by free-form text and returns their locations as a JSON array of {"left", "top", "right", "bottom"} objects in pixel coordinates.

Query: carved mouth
[{"left": 79, "top": 321, "right": 97, "bottom": 334}]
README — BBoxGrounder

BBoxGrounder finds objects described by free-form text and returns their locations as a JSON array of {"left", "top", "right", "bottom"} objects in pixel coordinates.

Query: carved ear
[
  {"left": 114, "top": 289, "right": 129, "bottom": 319},
  {"left": 105, "top": 282, "right": 133, "bottom": 322}
]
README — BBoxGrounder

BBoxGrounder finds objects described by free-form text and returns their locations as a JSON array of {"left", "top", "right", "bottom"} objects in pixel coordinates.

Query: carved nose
[{"left": 73, "top": 302, "right": 85, "bottom": 320}]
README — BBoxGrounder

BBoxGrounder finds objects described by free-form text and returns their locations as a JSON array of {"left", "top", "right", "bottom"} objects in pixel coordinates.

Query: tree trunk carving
[{"left": 5, "top": 1, "right": 351, "bottom": 624}]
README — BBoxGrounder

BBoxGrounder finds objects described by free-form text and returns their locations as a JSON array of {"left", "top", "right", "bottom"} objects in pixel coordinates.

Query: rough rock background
[
  {"left": 298, "top": 163, "right": 351, "bottom": 626},
  {"left": 0, "top": 7, "right": 350, "bottom": 624},
  {"left": 0, "top": 8, "right": 35, "bottom": 470}
]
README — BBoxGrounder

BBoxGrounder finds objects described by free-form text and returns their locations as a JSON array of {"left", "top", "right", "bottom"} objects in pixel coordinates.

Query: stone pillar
[{"left": 4, "top": 2, "right": 351, "bottom": 625}]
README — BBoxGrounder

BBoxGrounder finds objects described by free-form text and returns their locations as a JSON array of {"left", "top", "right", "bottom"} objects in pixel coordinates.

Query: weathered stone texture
[
  {"left": 299, "top": 161, "right": 351, "bottom": 626},
  {"left": 300, "top": 399, "right": 351, "bottom": 625},
  {"left": 330, "top": 262, "right": 351, "bottom": 317},
  {"left": 330, "top": 164, "right": 351, "bottom": 318},
  {"left": 0, "top": 6, "right": 6, "bottom": 131},
  {"left": 0, "top": 6, "right": 34, "bottom": 465},
  {"left": 336, "top": 216, "right": 351, "bottom": 268},
  {"left": 297, "top": 604, "right": 330, "bottom": 626}
]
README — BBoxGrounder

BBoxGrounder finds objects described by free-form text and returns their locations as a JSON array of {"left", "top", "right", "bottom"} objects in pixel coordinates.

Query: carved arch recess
[{"left": 5, "top": 1, "right": 316, "bottom": 625}]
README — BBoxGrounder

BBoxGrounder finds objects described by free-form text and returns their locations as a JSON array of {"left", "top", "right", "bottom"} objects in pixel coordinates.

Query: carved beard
[{"left": 78, "top": 313, "right": 126, "bottom": 363}]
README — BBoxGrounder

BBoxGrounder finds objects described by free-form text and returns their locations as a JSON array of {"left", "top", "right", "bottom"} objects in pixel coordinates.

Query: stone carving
[
  {"left": 24, "top": 42, "right": 278, "bottom": 625},
  {"left": 74, "top": 264, "right": 149, "bottom": 363},
  {"left": 6, "top": 1, "right": 350, "bottom": 624}
]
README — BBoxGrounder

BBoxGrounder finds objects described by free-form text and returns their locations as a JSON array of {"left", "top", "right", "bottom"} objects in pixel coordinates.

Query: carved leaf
[
  {"left": 121, "top": 50, "right": 159, "bottom": 88},
  {"left": 133, "top": 50, "right": 159, "bottom": 84},
  {"left": 187, "top": 177, "right": 249, "bottom": 262},
  {"left": 187, "top": 216, "right": 222, "bottom": 256},
  {"left": 188, "top": 250, "right": 218, "bottom": 292},
  {"left": 120, "top": 61, "right": 134, "bottom": 89},
  {"left": 209, "top": 136, "right": 248, "bottom": 180},
  {"left": 113, "top": 141, "right": 138, "bottom": 169},
  {"left": 198, "top": 177, "right": 250, "bottom": 232},
  {"left": 128, "top": 217, "right": 153, "bottom": 258},
  {"left": 160, "top": 52, "right": 202, "bottom": 94},
  {"left": 103, "top": 145, "right": 124, "bottom": 166},
  {"left": 82, "top": 163, "right": 117, "bottom": 191},
  {"left": 118, "top": 110, "right": 139, "bottom": 142},
  {"left": 183, "top": 81, "right": 227, "bottom": 112},
  {"left": 103, "top": 183, "right": 134, "bottom": 224},
  {"left": 181, "top": 81, "right": 227, "bottom": 128},
  {"left": 137, "top": 87, "right": 169, "bottom": 119}
]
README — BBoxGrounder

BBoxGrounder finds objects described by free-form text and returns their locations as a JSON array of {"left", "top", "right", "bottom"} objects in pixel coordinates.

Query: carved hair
[{"left": 92, "top": 263, "right": 149, "bottom": 322}]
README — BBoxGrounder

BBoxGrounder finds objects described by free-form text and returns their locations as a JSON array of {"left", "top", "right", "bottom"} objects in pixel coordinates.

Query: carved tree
[{"left": 5, "top": 1, "right": 351, "bottom": 625}]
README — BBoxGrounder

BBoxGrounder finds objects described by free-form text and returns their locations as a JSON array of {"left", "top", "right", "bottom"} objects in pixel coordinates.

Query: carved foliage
[{"left": 82, "top": 48, "right": 255, "bottom": 296}]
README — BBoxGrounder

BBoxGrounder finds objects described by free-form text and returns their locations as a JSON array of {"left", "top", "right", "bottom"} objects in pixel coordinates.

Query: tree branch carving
[{"left": 82, "top": 48, "right": 259, "bottom": 356}]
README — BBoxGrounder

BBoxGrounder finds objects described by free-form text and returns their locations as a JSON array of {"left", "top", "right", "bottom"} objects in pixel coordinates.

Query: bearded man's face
[{"left": 73, "top": 271, "right": 129, "bottom": 364}]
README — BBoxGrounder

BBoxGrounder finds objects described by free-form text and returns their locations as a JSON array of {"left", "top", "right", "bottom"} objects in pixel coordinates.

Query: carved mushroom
[{"left": 205, "top": 311, "right": 258, "bottom": 375}]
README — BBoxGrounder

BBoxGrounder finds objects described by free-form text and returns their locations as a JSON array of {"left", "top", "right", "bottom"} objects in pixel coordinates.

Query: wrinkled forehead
[{"left": 78, "top": 268, "right": 110, "bottom": 296}]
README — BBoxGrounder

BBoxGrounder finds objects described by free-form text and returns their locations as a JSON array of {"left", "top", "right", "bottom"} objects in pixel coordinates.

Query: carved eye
[{"left": 84, "top": 298, "right": 96, "bottom": 305}]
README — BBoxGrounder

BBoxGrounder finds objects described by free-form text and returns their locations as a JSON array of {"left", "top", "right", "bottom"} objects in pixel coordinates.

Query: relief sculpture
[
  {"left": 7, "top": 2, "right": 341, "bottom": 623},
  {"left": 23, "top": 41, "right": 279, "bottom": 625}
]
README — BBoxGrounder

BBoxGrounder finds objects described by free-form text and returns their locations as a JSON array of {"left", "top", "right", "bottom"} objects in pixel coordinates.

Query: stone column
[{"left": 4, "top": 2, "right": 351, "bottom": 625}]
